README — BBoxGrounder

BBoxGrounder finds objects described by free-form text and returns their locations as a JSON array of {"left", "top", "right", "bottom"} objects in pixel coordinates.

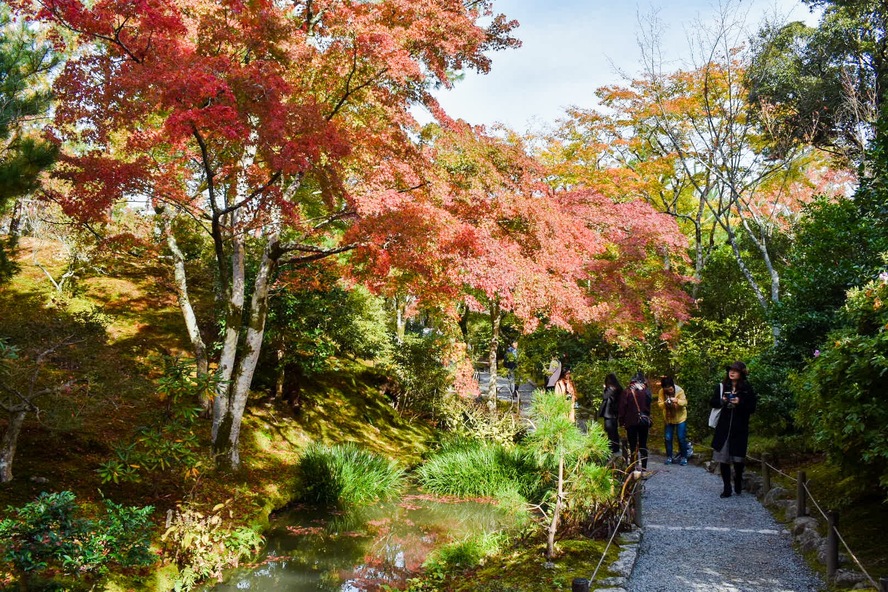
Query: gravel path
[{"left": 627, "top": 454, "right": 824, "bottom": 592}]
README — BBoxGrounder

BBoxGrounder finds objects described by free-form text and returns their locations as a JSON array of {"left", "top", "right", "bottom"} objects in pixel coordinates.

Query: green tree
[
  {"left": 747, "top": 0, "right": 888, "bottom": 166},
  {"left": 0, "top": 3, "right": 58, "bottom": 280}
]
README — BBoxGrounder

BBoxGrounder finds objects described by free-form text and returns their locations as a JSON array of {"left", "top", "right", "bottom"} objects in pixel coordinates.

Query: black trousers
[
  {"left": 626, "top": 425, "right": 649, "bottom": 469},
  {"left": 603, "top": 417, "right": 620, "bottom": 453}
]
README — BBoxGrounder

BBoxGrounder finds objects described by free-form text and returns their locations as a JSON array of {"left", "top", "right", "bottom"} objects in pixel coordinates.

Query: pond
[{"left": 208, "top": 494, "right": 515, "bottom": 592}]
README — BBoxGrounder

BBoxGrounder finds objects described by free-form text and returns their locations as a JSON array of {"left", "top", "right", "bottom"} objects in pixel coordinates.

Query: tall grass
[
  {"left": 416, "top": 441, "right": 541, "bottom": 503},
  {"left": 297, "top": 442, "right": 405, "bottom": 507}
]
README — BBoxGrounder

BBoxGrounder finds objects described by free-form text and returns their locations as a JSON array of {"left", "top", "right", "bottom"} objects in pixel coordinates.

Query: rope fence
[
  {"left": 572, "top": 467, "right": 643, "bottom": 592},
  {"left": 745, "top": 453, "right": 887, "bottom": 591}
]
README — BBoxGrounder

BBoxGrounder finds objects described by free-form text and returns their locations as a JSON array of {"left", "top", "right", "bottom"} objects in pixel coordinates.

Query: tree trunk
[
  {"left": 213, "top": 236, "right": 278, "bottom": 469},
  {"left": 165, "top": 229, "right": 209, "bottom": 376},
  {"left": 486, "top": 301, "right": 501, "bottom": 407},
  {"left": 8, "top": 199, "right": 23, "bottom": 237},
  {"left": 546, "top": 453, "right": 565, "bottom": 560},
  {"left": 275, "top": 347, "right": 285, "bottom": 400},
  {"left": 395, "top": 296, "right": 407, "bottom": 343},
  {"left": 0, "top": 409, "right": 27, "bottom": 483},
  {"left": 212, "top": 224, "right": 246, "bottom": 443}
]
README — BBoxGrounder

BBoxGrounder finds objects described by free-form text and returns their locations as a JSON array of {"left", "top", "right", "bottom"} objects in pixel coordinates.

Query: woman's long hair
[{"left": 605, "top": 373, "right": 622, "bottom": 392}]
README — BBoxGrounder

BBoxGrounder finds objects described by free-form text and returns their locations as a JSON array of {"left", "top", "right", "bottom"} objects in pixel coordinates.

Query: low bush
[
  {"left": 296, "top": 442, "right": 406, "bottom": 507},
  {"left": 160, "top": 501, "right": 264, "bottom": 592},
  {"left": 0, "top": 491, "right": 155, "bottom": 584},
  {"left": 426, "top": 531, "right": 507, "bottom": 571}
]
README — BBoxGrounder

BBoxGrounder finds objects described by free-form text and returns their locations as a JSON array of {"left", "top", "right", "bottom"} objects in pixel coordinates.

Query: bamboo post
[
  {"left": 762, "top": 453, "right": 771, "bottom": 494},
  {"left": 826, "top": 511, "right": 839, "bottom": 580},
  {"left": 633, "top": 485, "right": 643, "bottom": 527},
  {"left": 572, "top": 578, "right": 590, "bottom": 592},
  {"left": 796, "top": 471, "right": 807, "bottom": 517}
]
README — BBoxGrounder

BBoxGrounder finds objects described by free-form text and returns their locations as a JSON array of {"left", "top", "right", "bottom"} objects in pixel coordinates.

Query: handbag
[
  {"left": 708, "top": 384, "right": 723, "bottom": 428},
  {"left": 631, "top": 385, "right": 652, "bottom": 427}
]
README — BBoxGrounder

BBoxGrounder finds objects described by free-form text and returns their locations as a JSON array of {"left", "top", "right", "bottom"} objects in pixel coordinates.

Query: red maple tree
[{"left": 18, "top": 0, "right": 519, "bottom": 467}]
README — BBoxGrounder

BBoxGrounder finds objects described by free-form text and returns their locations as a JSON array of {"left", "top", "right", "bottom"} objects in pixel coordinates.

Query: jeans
[{"left": 664, "top": 421, "right": 688, "bottom": 459}]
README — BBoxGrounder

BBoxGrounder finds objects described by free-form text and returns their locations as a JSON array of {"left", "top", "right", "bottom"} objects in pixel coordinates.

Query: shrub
[
  {"left": 296, "top": 442, "right": 406, "bottom": 507},
  {"left": 96, "top": 356, "right": 210, "bottom": 485},
  {"left": 425, "top": 531, "right": 507, "bottom": 571},
  {"left": 436, "top": 395, "right": 525, "bottom": 446},
  {"left": 0, "top": 491, "right": 154, "bottom": 582},
  {"left": 792, "top": 272, "right": 888, "bottom": 495},
  {"left": 161, "top": 501, "right": 264, "bottom": 592},
  {"left": 384, "top": 333, "right": 454, "bottom": 417}
]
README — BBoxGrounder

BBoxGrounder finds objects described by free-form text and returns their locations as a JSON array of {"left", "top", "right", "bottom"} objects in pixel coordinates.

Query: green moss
[{"left": 416, "top": 539, "right": 618, "bottom": 592}]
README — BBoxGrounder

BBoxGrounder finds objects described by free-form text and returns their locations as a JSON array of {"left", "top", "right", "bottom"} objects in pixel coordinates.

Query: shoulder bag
[
  {"left": 708, "top": 383, "right": 723, "bottom": 428},
  {"left": 632, "top": 386, "right": 652, "bottom": 427}
]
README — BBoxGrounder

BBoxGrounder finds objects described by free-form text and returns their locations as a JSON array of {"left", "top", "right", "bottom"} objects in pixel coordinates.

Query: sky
[{"left": 429, "top": 0, "right": 821, "bottom": 131}]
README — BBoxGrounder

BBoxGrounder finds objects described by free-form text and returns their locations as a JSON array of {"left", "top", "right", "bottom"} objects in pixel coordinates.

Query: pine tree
[{"left": 0, "top": 4, "right": 58, "bottom": 281}]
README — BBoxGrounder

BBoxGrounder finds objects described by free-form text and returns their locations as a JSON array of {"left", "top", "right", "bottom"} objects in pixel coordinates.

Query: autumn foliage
[{"left": 13, "top": 0, "right": 691, "bottom": 464}]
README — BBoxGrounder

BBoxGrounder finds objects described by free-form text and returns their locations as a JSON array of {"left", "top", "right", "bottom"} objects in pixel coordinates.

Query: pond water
[{"left": 208, "top": 494, "right": 514, "bottom": 592}]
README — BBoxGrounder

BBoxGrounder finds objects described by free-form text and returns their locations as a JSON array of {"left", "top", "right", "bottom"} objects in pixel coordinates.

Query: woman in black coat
[
  {"left": 710, "top": 361, "right": 757, "bottom": 498},
  {"left": 599, "top": 373, "right": 622, "bottom": 454}
]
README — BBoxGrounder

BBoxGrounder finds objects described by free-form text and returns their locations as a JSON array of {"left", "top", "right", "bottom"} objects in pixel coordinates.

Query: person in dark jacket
[
  {"left": 711, "top": 361, "right": 757, "bottom": 498},
  {"left": 619, "top": 371, "right": 652, "bottom": 471},
  {"left": 599, "top": 373, "right": 622, "bottom": 454}
]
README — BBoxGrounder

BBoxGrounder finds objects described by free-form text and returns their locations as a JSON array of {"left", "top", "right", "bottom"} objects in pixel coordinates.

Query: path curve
[{"left": 627, "top": 454, "right": 823, "bottom": 592}]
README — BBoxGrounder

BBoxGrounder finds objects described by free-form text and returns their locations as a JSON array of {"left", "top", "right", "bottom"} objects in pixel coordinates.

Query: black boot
[
  {"left": 720, "top": 463, "right": 732, "bottom": 498},
  {"left": 734, "top": 462, "right": 745, "bottom": 495}
]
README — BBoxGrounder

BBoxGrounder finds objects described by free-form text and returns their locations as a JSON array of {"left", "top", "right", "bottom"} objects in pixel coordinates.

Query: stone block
[{"left": 763, "top": 486, "right": 788, "bottom": 507}]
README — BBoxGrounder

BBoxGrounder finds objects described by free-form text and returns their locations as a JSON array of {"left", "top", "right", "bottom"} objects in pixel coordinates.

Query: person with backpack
[
  {"left": 657, "top": 376, "right": 688, "bottom": 466},
  {"left": 710, "top": 361, "right": 757, "bottom": 498},
  {"left": 619, "top": 371, "right": 652, "bottom": 471}
]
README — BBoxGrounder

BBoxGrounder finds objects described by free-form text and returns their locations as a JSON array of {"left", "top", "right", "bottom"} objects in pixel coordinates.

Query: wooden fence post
[
  {"left": 762, "top": 453, "right": 771, "bottom": 494},
  {"left": 572, "top": 578, "right": 590, "bottom": 592},
  {"left": 796, "top": 471, "right": 807, "bottom": 518},
  {"left": 826, "top": 511, "right": 839, "bottom": 580},
  {"left": 633, "top": 485, "right": 643, "bottom": 528},
  {"left": 879, "top": 577, "right": 888, "bottom": 592}
]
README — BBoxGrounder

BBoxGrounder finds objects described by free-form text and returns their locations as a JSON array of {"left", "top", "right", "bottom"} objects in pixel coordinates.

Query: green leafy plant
[
  {"left": 296, "top": 442, "right": 406, "bottom": 507},
  {"left": 793, "top": 270, "right": 888, "bottom": 495},
  {"left": 522, "top": 390, "right": 613, "bottom": 559},
  {"left": 384, "top": 333, "right": 455, "bottom": 417},
  {"left": 97, "top": 356, "right": 210, "bottom": 484},
  {"left": 161, "top": 501, "right": 263, "bottom": 592},
  {"left": 0, "top": 491, "right": 154, "bottom": 584}
]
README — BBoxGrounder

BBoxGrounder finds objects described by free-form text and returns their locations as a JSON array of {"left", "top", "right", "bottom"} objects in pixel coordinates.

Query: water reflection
[{"left": 209, "top": 494, "right": 512, "bottom": 592}]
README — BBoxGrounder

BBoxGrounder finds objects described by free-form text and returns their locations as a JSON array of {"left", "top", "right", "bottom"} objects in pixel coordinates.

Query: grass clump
[
  {"left": 296, "top": 442, "right": 405, "bottom": 507},
  {"left": 416, "top": 440, "right": 540, "bottom": 503},
  {"left": 426, "top": 531, "right": 507, "bottom": 571}
]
